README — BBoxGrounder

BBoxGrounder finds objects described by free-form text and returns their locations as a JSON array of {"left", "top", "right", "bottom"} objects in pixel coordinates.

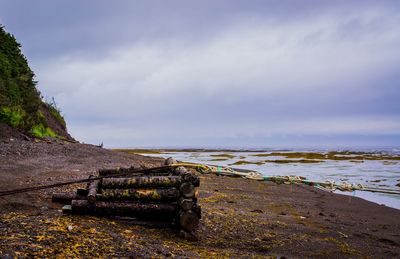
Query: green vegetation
[
  {"left": 264, "top": 159, "right": 322, "bottom": 164},
  {"left": 251, "top": 152, "right": 400, "bottom": 161},
  {"left": 30, "top": 124, "right": 57, "bottom": 138},
  {"left": 209, "top": 158, "right": 229, "bottom": 162},
  {"left": 45, "top": 97, "right": 66, "bottom": 128},
  {"left": 0, "top": 25, "right": 66, "bottom": 138},
  {"left": 0, "top": 106, "right": 25, "bottom": 128},
  {"left": 230, "top": 160, "right": 265, "bottom": 166},
  {"left": 210, "top": 153, "right": 236, "bottom": 159}
]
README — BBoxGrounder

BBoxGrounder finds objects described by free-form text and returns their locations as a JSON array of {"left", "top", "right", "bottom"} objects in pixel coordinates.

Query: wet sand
[{"left": 0, "top": 139, "right": 399, "bottom": 258}]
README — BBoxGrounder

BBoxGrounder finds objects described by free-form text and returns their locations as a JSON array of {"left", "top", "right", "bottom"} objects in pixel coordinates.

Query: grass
[
  {"left": 230, "top": 160, "right": 265, "bottom": 166},
  {"left": 251, "top": 152, "right": 400, "bottom": 161},
  {"left": 209, "top": 158, "right": 229, "bottom": 162},
  {"left": 0, "top": 106, "right": 25, "bottom": 128},
  {"left": 210, "top": 153, "right": 236, "bottom": 159},
  {"left": 30, "top": 124, "right": 57, "bottom": 138},
  {"left": 264, "top": 159, "right": 322, "bottom": 164}
]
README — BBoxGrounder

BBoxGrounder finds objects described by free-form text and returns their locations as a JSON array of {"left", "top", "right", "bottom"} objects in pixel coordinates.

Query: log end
[
  {"left": 165, "top": 157, "right": 177, "bottom": 165},
  {"left": 180, "top": 182, "right": 195, "bottom": 198},
  {"left": 179, "top": 210, "right": 199, "bottom": 232},
  {"left": 62, "top": 205, "right": 72, "bottom": 214}
]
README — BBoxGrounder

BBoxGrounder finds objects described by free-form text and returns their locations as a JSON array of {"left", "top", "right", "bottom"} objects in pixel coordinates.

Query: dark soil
[
  {"left": 0, "top": 139, "right": 399, "bottom": 258},
  {"left": 0, "top": 122, "right": 24, "bottom": 140}
]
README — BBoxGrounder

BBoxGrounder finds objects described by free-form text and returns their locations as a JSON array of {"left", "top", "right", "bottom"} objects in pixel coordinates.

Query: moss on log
[
  {"left": 102, "top": 176, "right": 184, "bottom": 189},
  {"left": 98, "top": 188, "right": 180, "bottom": 202},
  {"left": 71, "top": 200, "right": 177, "bottom": 219}
]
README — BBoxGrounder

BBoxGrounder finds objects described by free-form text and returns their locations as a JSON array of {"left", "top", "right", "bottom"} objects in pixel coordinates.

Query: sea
[{"left": 132, "top": 147, "right": 400, "bottom": 210}]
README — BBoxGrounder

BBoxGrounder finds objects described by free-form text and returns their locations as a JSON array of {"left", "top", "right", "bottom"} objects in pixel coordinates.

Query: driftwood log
[
  {"left": 87, "top": 180, "right": 99, "bottom": 204},
  {"left": 98, "top": 188, "right": 180, "bottom": 202},
  {"left": 52, "top": 193, "right": 86, "bottom": 203},
  {"left": 71, "top": 200, "right": 177, "bottom": 218},
  {"left": 53, "top": 158, "right": 201, "bottom": 238}
]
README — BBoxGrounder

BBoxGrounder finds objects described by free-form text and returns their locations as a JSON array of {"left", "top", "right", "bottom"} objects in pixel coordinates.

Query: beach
[{"left": 1, "top": 139, "right": 399, "bottom": 258}]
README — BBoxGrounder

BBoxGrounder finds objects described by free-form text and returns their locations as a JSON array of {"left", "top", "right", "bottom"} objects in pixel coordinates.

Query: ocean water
[{"left": 139, "top": 149, "right": 400, "bottom": 210}]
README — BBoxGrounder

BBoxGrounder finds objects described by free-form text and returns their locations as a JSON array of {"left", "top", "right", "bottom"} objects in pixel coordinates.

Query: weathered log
[
  {"left": 98, "top": 165, "right": 143, "bottom": 176},
  {"left": 181, "top": 173, "right": 200, "bottom": 187},
  {"left": 62, "top": 205, "right": 72, "bottom": 214},
  {"left": 180, "top": 183, "right": 195, "bottom": 198},
  {"left": 98, "top": 188, "right": 180, "bottom": 202},
  {"left": 192, "top": 204, "right": 202, "bottom": 219},
  {"left": 179, "top": 198, "right": 194, "bottom": 211},
  {"left": 76, "top": 188, "right": 88, "bottom": 196},
  {"left": 165, "top": 157, "right": 177, "bottom": 165},
  {"left": 71, "top": 200, "right": 177, "bottom": 219},
  {"left": 102, "top": 176, "right": 186, "bottom": 189},
  {"left": 71, "top": 199, "right": 95, "bottom": 214},
  {"left": 175, "top": 166, "right": 187, "bottom": 175},
  {"left": 87, "top": 180, "right": 99, "bottom": 204},
  {"left": 52, "top": 193, "right": 86, "bottom": 203},
  {"left": 179, "top": 210, "right": 200, "bottom": 232}
]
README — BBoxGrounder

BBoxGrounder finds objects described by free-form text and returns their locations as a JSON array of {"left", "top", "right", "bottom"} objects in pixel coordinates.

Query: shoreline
[
  {"left": 1, "top": 139, "right": 399, "bottom": 257},
  {"left": 115, "top": 148, "right": 400, "bottom": 210}
]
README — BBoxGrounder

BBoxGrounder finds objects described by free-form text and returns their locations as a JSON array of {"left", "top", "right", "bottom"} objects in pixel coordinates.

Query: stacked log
[{"left": 52, "top": 161, "right": 201, "bottom": 236}]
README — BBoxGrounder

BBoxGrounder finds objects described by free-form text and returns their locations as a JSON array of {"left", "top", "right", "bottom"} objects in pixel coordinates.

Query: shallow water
[{"left": 141, "top": 150, "right": 400, "bottom": 209}]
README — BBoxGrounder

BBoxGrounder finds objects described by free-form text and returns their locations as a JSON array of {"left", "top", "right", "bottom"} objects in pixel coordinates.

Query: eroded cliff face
[{"left": 0, "top": 25, "right": 73, "bottom": 140}]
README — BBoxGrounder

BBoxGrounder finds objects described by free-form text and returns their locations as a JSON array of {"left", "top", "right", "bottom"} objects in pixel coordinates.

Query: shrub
[
  {"left": 30, "top": 123, "right": 57, "bottom": 138},
  {"left": 0, "top": 106, "right": 25, "bottom": 128},
  {"left": 45, "top": 97, "right": 66, "bottom": 128}
]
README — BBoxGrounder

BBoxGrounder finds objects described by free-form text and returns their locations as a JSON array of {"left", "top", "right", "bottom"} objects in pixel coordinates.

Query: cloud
[{"left": 3, "top": 1, "right": 400, "bottom": 146}]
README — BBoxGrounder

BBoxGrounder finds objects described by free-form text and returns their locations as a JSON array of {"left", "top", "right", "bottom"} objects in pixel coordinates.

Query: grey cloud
[{"left": 1, "top": 1, "right": 400, "bottom": 147}]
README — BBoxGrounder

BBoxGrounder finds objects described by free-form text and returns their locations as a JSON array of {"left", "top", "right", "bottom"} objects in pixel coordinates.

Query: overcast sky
[{"left": 1, "top": 1, "right": 400, "bottom": 148}]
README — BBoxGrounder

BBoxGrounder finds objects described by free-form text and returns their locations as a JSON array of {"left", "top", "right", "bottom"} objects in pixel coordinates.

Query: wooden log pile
[{"left": 52, "top": 160, "right": 201, "bottom": 236}]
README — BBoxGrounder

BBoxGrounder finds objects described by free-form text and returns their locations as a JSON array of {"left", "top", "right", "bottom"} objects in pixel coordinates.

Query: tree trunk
[
  {"left": 71, "top": 200, "right": 177, "bottom": 219},
  {"left": 98, "top": 188, "right": 180, "bottom": 202},
  {"left": 52, "top": 193, "right": 86, "bottom": 203},
  {"left": 180, "top": 183, "right": 195, "bottom": 198},
  {"left": 179, "top": 198, "right": 194, "bottom": 211},
  {"left": 102, "top": 176, "right": 184, "bottom": 189},
  {"left": 87, "top": 180, "right": 99, "bottom": 204},
  {"left": 179, "top": 210, "right": 200, "bottom": 232}
]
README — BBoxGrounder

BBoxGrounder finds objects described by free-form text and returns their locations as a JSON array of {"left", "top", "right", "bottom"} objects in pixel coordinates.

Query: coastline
[{"left": 0, "top": 139, "right": 399, "bottom": 257}]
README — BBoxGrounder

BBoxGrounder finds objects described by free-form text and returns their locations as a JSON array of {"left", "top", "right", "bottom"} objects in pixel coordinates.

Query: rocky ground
[{"left": 0, "top": 139, "right": 399, "bottom": 258}]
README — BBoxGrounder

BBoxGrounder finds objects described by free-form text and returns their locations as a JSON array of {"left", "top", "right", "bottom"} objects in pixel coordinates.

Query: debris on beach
[{"left": 52, "top": 160, "right": 201, "bottom": 239}]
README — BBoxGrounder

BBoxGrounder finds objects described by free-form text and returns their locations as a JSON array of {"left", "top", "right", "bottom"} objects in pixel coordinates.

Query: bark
[
  {"left": 76, "top": 188, "right": 88, "bottom": 196},
  {"left": 181, "top": 173, "right": 200, "bottom": 187},
  {"left": 179, "top": 210, "right": 200, "bottom": 232},
  {"left": 98, "top": 188, "right": 180, "bottom": 202},
  {"left": 87, "top": 180, "right": 99, "bottom": 204},
  {"left": 99, "top": 166, "right": 172, "bottom": 177},
  {"left": 98, "top": 165, "right": 142, "bottom": 176},
  {"left": 52, "top": 193, "right": 86, "bottom": 203},
  {"left": 180, "top": 183, "right": 196, "bottom": 198},
  {"left": 102, "top": 176, "right": 184, "bottom": 189},
  {"left": 71, "top": 199, "right": 95, "bottom": 214},
  {"left": 179, "top": 198, "right": 194, "bottom": 211},
  {"left": 71, "top": 200, "right": 177, "bottom": 219}
]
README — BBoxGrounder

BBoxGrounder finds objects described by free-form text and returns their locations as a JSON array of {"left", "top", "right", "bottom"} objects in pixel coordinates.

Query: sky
[{"left": 1, "top": 0, "right": 400, "bottom": 148}]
